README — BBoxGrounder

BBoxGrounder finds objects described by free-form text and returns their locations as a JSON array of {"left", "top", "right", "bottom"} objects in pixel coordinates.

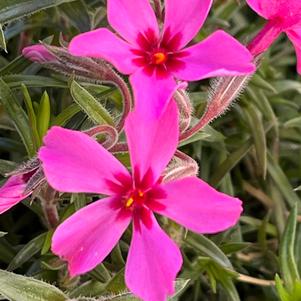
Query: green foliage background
[{"left": 0, "top": 0, "right": 301, "bottom": 300}]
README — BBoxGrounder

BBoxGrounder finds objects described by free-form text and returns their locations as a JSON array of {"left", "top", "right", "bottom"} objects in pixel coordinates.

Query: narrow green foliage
[
  {"left": 0, "top": 0, "right": 77, "bottom": 23},
  {"left": 0, "top": 78, "right": 35, "bottom": 156},
  {"left": 21, "top": 84, "right": 40, "bottom": 150},
  {"left": 279, "top": 204, "right": 300, "bottom": 291},
  {"left": 244, "top": 103, "right": 267, "bottom": 178},
  {"left": 7, "top": 233, "right": 47, "bottom": 271},
  {"left": 0, "top": 269, "right": 68, "bottom": 301},
  {"left": 37, "top": 91, "right": 51, "bottom": 141},
  {"left": 70, "top": 81, "right": 114, "bottom": 126},
  {"left": 0, "top": 24, "right": 7, "bottom": 52}
]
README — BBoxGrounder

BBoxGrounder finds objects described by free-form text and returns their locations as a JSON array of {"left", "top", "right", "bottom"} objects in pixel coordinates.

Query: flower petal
[
  {"left": 0, "top": 175, "right": 29, "bottom": 214},
  {"left": 52, "top": 197, "right": 131, "bottom": 276},
  {"left": 174, "top": 30, "right": 255, "bottom": 81},
  {"left": 125, "top": 213, "right": 182, "bottom": 301},
  {"left": 130, "top": 68, "right": 177, "bottom": 118},
  {"left": 107, "top": 0, "right": 159, "bottom": 47},
  {"left": 156, "top": 177, "right": 243, "bottom": 234},
  {"left": 246, "top": 0, "right": 301, "bottom": 20},
  {"left": 39, "top": 126, "right": 130, "bottom": 195},
  {"left": 287, "top": 26, "right": 301, "bottom": 74},
  {"left": 68, "top": 28, "right": 136, "bottom": 74},
  {"left": 22, "top": 45, "right": 56, "bottom": 63},
  {"left": 125, "top": 94, "right": 179, "bottom": 185},
  {"left": 163, "top": 0, "right": 212, "bottom": 49},
  {"left": 246, "top": 0, "right": 271, "bottom": 19}
]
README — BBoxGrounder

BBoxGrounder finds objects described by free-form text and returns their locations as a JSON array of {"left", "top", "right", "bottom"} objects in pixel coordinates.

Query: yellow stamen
[
  {"left": 138, "top": 190, "right": 144, "bottom": 197},
  {"left": 153, "top": 52, "right": 166, "bottom": 64},
  {"left": 126, "top": 197, "right": 134, "bottom": 208}
]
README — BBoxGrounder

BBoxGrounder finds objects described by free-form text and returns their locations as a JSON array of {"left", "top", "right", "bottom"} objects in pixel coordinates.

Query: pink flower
[
  {"left": 68, "top": 0, "right": 255, "bottom": 117},
  {"left": 39, "top": 100, "right": 242, "bottom": 301},
  {"left": 0, "top": 173, "right": 33, "bottom": 214},
  {"left": 247, "top": 0, "right": 301, "bottom": 73},
  {"left": 22, "top": 45, "right": 56, "bottom": 63}
]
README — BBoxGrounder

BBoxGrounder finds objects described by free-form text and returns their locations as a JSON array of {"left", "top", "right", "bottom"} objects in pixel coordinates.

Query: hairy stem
[
  {"left": 163, "top": 150, "right": 199, "bottom": 182},
  {"left": 84, "top": 125, "right": 119, "bottom": 150},
  {"left": 39, "top": 185, "right": 59, "bottom": 229}
]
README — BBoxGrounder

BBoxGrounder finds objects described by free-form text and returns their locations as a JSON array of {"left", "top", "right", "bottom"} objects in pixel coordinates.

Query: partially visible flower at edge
[
  {"left": 247, "top": 0, "right": 301, "bottom": 73},
  {"left": 39, "top": 100, "right": 243, "bottom": 301},
  {"left": 68, "top": 0, "right": 255, "bottom": 117},
  {"left": 0, "top": 158, "right": 42, "bottom": 214}
]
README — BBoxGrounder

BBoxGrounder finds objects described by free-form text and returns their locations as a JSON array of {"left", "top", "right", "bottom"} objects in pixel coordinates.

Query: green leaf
[
  {"left": 244, "top": 103, "right": 267, "bottom": 178},
  {"left": 251, "top": 74, "right": 277, "bottom": 93},
  {"left": 275, "top": 274, "right": 290, "bottom": 301},
  {"left": 0, "top": 159, "right": 16, "bottom": 175},
  {"left": 169, "top": 279, "right": 190, "bottom": 300},
  {"left": 51, "top": 103, "right": 81, "bottom": 126},
  {"left": 0, "top": 269, "right": 67, "bottom": 301},
  {"left": 210, "top": 140, "right": 252, "bottom": 187},
  {"left": 0, "top": 78, "right": 35, "bottom": 156},
  {"left": 70, "top": 80, "right": 114, "bottom": 126},
  {"left": 220, "top": 242, "right": 251, "bottom": 254},
  {"left": 279, "top": 204, "right": 300, "bottom": 290},
  {"left": 267, "top": 153, "right": 300, "bottom": 208},
  {"left": 4, "top": 75, "right": 66, "bottom": 89},
  {"left": 0, "top": 0, "right": 76, "bottom": 23},
  {"left": 41, "top": 230, "right": 54, "bottom": 255},
  {"left": 284, "top": 117, "right": 301, "bottom": 129},
  {"left": 98, "top": 279, "right": 189, "bottom": 301},
  {"left": 186, "top": 233, "right": 233, "bottom": 269},
  {"left": 21, "top": 84, "right": 40, "bottom": 150},
  {"left": 7, "top": 233, "right": 47, "bottom": 271},
  {"left": 60, "top": 0, "right": 91, "bottom": 32},
  {"left": 37, "top": 91, "right": 51, "bottom": 140},
  {"left": 0, "top": 24, "right": 7, "bottom": 52},
  {"left": 0, "top": 56, "right": 31, "bottom": 75}
]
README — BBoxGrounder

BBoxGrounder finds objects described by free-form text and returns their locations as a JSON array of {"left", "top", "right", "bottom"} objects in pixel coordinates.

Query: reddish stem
[{"left": 180, "top": 20, "right": 282, "bottom": 142}]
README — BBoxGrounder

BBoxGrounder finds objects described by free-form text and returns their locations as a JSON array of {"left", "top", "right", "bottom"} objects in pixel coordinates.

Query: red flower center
[
  {"left": 152, "top": 51, "right": 167, "bottom": 65},
  {"left": 131, "top": 29, "right": 187, "bottom": 76},
  {"left": 125, "top": 189, "right": 145, "bottom": 209}
]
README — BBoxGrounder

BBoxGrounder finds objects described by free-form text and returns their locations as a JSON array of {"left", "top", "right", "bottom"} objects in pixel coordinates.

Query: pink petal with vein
[
  {"left": 125, "top": 98, "right": 179, "bottom": 185},
  {"left": 68, "top": 28, "right": 136, "bottom": 74},
  {"left": 287, "top": 27, "right": 301, "bottom": 74},
  {"left": 163, "top": 0, "right": 212, "bottom": 49},
  {"left": 156, "top": 177, "right": 243, "bottom": 234},
  {"left": 0, "top": 175, "right": 29, "bottom": 214},
  {"left": 125, "top": 213, "right": 182, "bottom": 301},
  {"left": 246, "top": 0, "right": 301, "bottom": 20},
  {"left": 39, "top": 126, "right": 130, "bottom": 195},
  {"left": 107, "top": 0, "right": 159, "bottom": 47},
  {"left": 173, "top": 30, "right": 255, "bottom": 81},
  {"left": 130, "top": 68, "right": 177, "bottom": 118},
  {"left": 52, "top": 197, "right": 131, "bottom": 276}
]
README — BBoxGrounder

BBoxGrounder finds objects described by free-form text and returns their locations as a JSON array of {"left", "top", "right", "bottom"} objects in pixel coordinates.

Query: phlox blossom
[
  {"left": 247, "top": 0, "right": 301, "bottom": 73},
  {"left": 0, "top": 174, "right": 32, "bottom": 214},
  {"left": 68, "top": 0, "right": 255, "bottom": 117},
  {"left": 39, "top": 100, "right": 242, "bottom": 301}
]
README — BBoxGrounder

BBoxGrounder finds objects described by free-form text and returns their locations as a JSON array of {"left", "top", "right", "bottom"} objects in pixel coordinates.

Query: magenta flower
[
  {"left": 39, "top": 101, "right": 242, "bottom": 301},
  {"left": 0, "top": 174, "right": 33, "bottom": 214},
  {"left": 68, "top": 0, "right": 255, "bottom": 117},
  {"left": 247, "top": 0, "right": 301, "bottom": 73},
  {"left": 22, "top": 45, "right": 56, "bottom": 63}
]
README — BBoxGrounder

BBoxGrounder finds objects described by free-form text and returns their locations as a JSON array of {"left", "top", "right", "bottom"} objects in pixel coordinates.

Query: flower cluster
[{"left": 1, "top": 0, "right": 300, "bottom": 300}]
